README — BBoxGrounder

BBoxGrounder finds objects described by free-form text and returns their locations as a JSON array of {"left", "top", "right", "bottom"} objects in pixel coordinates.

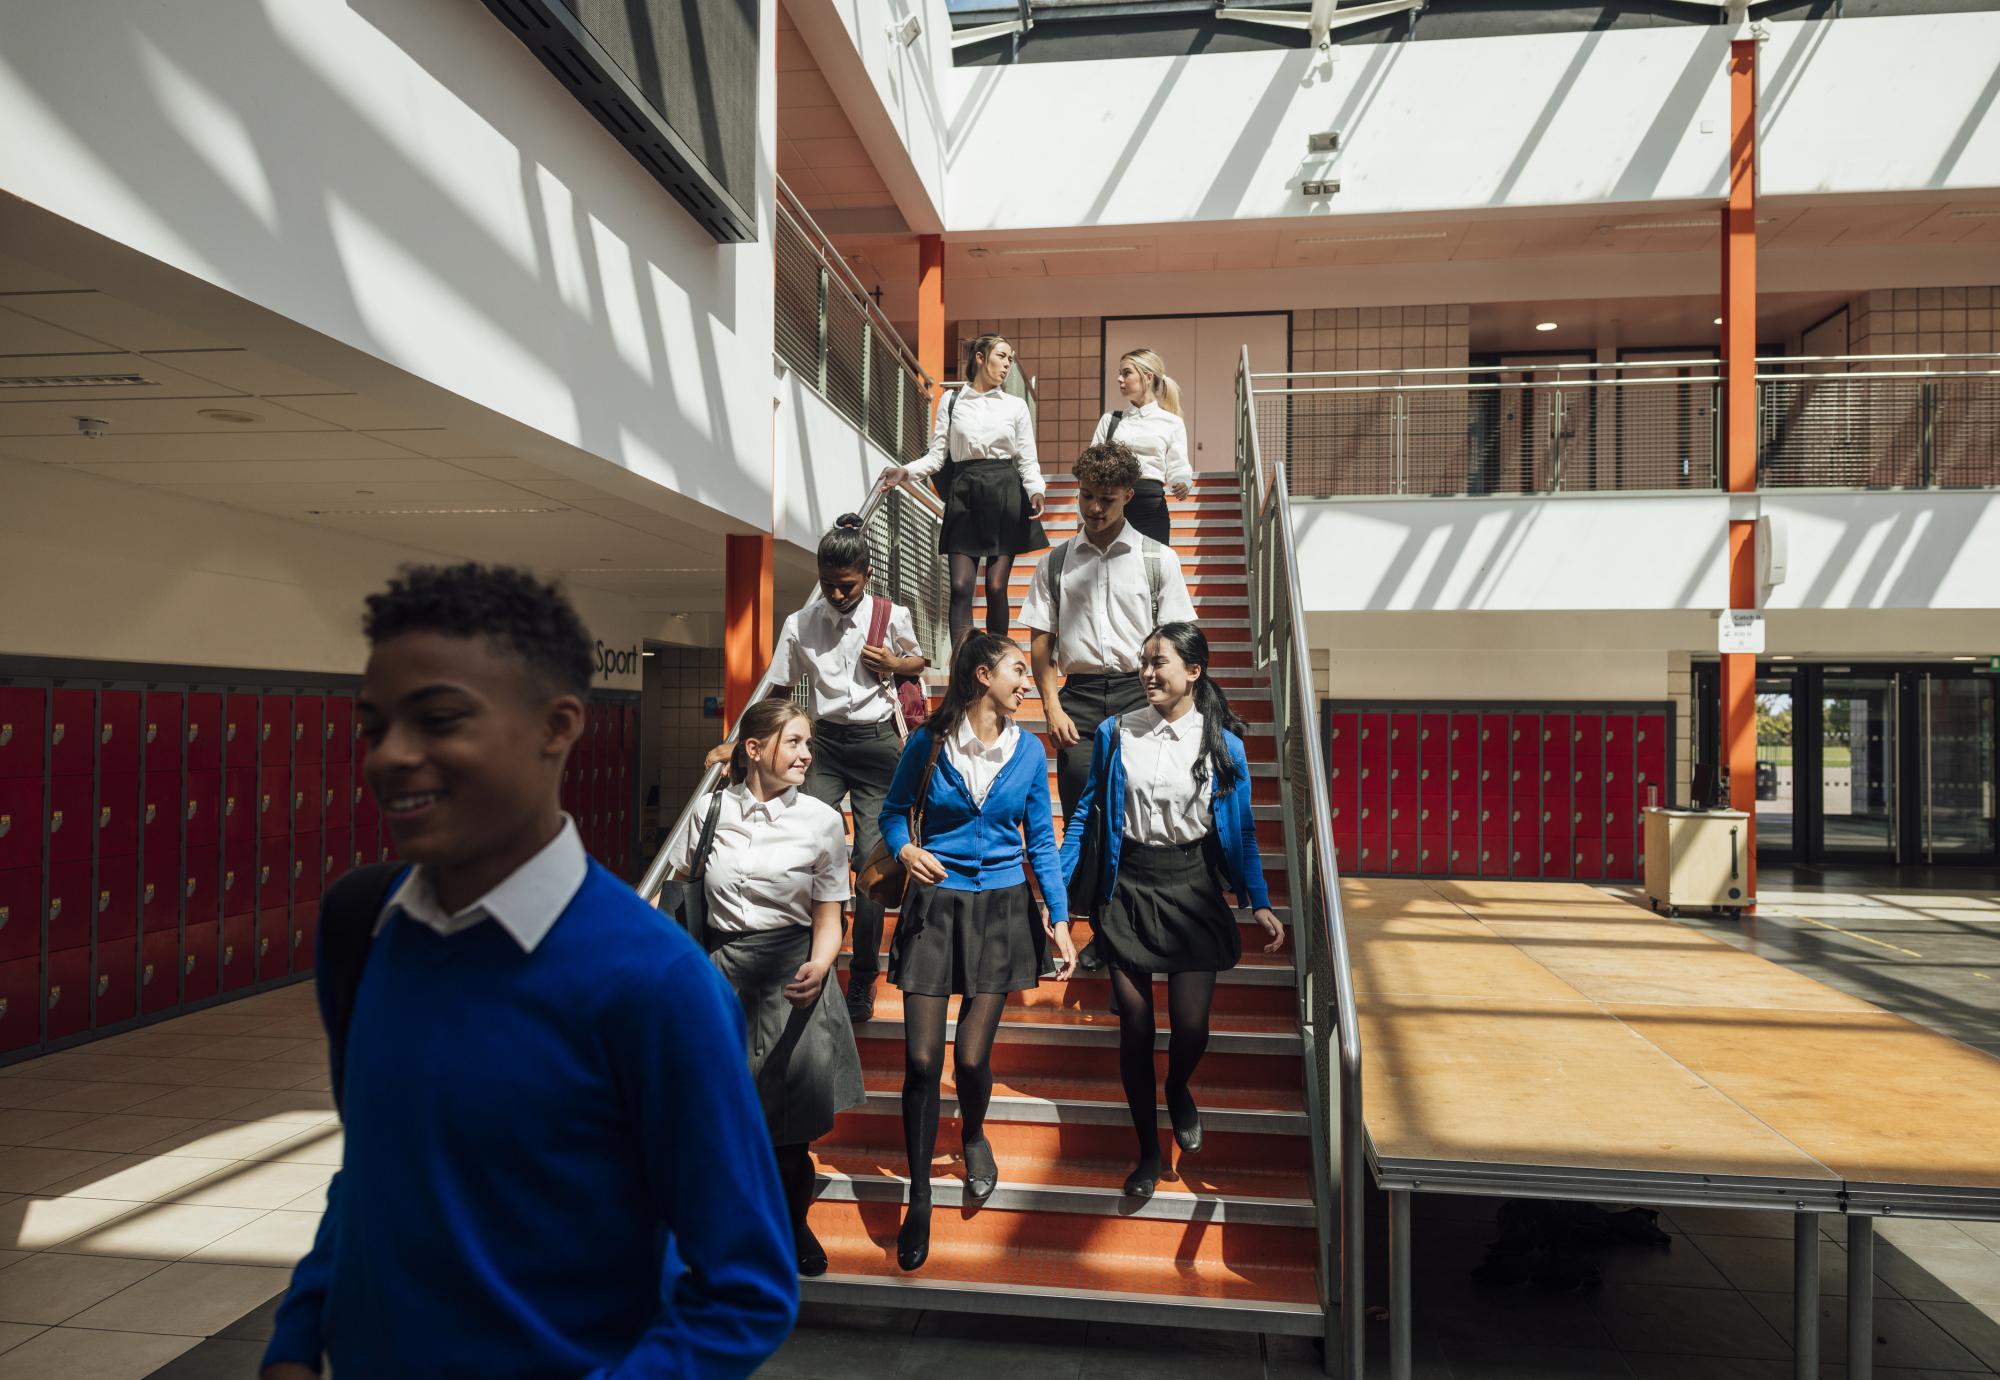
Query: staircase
[{"left": 805, "top": 473, "right": 1322, "bottom": 1335}]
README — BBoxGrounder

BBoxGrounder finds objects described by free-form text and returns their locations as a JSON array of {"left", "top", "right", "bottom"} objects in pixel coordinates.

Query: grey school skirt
[{"left": 708, "top": 925, "right": 865, "bottom": 1145}]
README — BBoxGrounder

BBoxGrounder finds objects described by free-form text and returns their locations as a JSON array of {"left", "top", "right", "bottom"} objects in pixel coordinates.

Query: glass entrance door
[
  {"left": 1922, "top": 675, "right": 1999, "bottom": 862},
  {"left": 1819, "top": 673, "right": 1899, "bottom": 860},
  {"left": 1755, "top": 679, "right": 1796, "bottom": 860}
]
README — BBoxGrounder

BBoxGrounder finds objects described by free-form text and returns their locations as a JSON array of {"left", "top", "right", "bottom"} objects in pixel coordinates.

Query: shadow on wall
[{"left": 0, "top": 0, "right": 767, "bottom": 517}]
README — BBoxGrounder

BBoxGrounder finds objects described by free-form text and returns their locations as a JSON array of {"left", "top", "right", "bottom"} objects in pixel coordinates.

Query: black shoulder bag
[
  {"left": 317, "top": 861, "right": 406, "bottom": 1117},
  {"left": 934, "top": 388, "right": 962, "bottom": 505},
  {"left": 656, "top": 788, "right": 727, "bottom": 949},
  {"left": 1064, "top": 719, "right": 1116, "bottom": 922}
]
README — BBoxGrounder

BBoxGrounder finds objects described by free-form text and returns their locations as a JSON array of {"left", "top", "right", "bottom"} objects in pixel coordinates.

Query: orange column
[
  {"left": 917, "top": 233, "right": 945, "bottom": 417},
  {"left": 723, "top": 532, "right": 774, "bottom": 731},
  {"left": 1720, "top": 35, "right": 1759, "bottom": 900}
]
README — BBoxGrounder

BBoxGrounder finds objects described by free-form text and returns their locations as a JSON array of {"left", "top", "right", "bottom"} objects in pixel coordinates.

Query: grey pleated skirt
[
  {"left": 1096, "top": 836, "right": 1242, "bottom": 976},
  {"left": 709, "top": 924, "right": 865, "bottom": 1145},
  {"left": 889, "top": 880, "right": 1047, "bottom": 997}
]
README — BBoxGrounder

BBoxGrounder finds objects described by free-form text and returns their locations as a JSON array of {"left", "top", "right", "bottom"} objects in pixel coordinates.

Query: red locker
[
  {"left": 1477, "top": 716, "right": 1509, "bottom": 877},
  {"left": 48, "top": 774, "right": 93, "bottom": 862},
  {"left": 352, "top": 755, "right": 379, "bottom": 846},
  {"left": 97, "top": 853, "right": 138, "bottom": 944},
  {"left": 221, "top": 911, "right": 254, "bottom": 992},
  {"left": 259, "top": 764, "right": 290, "bottom": 838},
  {"left": 1635, "top": 713, "right": 1667, "bottom": 873},
  {"left": 185, "top": 845, "right": 219, "bottom": 925},
  {"left": 46, "top": 945, "right": 90, "bottom": 1040},
  {"left": 0, "top": 776, "right": 44, "bottom": 871},
  {"left": 1326, "top": 711, "right": 1358, "bottom": 868},
  {"left": 0, "top": 687, "right": 46, "bottom": 778},
  {"left": 0, "top": 955, "right": 37, "bottom": 1051},
  {"left": 94, "top": 771, "right": 138, "bottom": 859},
  {"left": 1541, "top": 715, "right": 1574, "bottom": 880},
  {"left": 141, "top": 928, "right": 179, "bottom": 1015},
  {"left": 257, "top": 906, "right": 291, "bottom": 981},
  {"left": 141, "top": 846, "right": 180, "bottom": 939},
  {"left": 326, "top": 695, "right": 355, "bottom": 764},
  {"left": 295, "top": 695, "right": 324, "bottom": 766},
  {"left": 188, "top": 692, "right": 223, "bottom": 772},
  {"left": 225, "top": 694, "right": 259, "bottom": 766},
  {"left": 1604, "top": 714, "right": 1637, "bottom": 879},
  {"left": 293, "top": 908, "right": 317, "bottom": 974},
  {"left": 0, "top": 866, "right": 40, "bottom": 962},
  {"left": 258, "top": 842, "right": 289, "bottom": 912},
  {"left": 99, "top": 690, "right": 141, "bottom": 776},
  {"left": 224, "top": 767, "right": 257, "bottom": 845},
  {"left": 50, "top": 688, "right": 95, "bottom": 777},
  {"left": 294, "top": 765, "right": 322, "bottom": 834},
  {"left": 1446, "top": 714, "right": 1478, "bottom": 873},
  {"left": 1357, "top": 712, "right": 1390, "bottom": 873},
  {"left": 325, "top": 830, "right": 351, "bottom": 891},
  {"left": 560, "top": 767, "right": 580, "bottom": 823},
  {"left": 48, "top": 859, "right": 90, "bottom": 954},
  {"left": 322, "top": 767, "right": 351, "bottom": 835},
  {"left": 184, "top": 919, "right": 219, "bottom": 1002},
  {"left": 186, "top": 770, "right": 221, "bottom": 849},
  {"left": 261, "top": 694, "right": 294, "bottom": 766},
  {"left": 144, "top": 691, "right": 185, "bottom": 773},
  {"left": 96, "top": 934, "right": 137, "bottom": 1026},
  {"left": 1572, "top": 713, "right": 1604, "bottom": 879},
  {"left": 1510, "top": 714, "right": 1541, "bottom": 879},
  {"left": 295, "top": 832, "right": 323, "bottom": 903},
  {"left": 138, "top": 768, "right": 177, "bottom": 859},
  {"left": 1417, "top": 714, "right": 1450, "bottom": 877},
  {"left": 1388, "top": 712, "right": 1419, "bottom": 875}
]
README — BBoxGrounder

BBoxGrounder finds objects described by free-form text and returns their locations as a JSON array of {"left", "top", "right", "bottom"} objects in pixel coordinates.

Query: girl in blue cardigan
[
  {"left": 880, "top": 632, "right": 1078, "bottom": 1270},
  {"left": 1058, "top": 622, "right": 1285, "bottom": 1198}
]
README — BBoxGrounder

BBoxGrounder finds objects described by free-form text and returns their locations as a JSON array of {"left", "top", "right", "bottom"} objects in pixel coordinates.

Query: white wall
[
  {"left": 1761, "top": 492, "right": 2000, "bottom": 612},
  {"left": 788, "top": 0, "right": 953, "bottom": 231},
  {"left": 774, "top": 366, "right": 899, "bottom": 551},
  {"left": 1, "top": 460, "right": 647, "bottom": 691},
  {"left": 1291, "top": 494, "right": 1730, "bottom": 614},
  {"left": 944, "top": 13, "right": 2000, "bottom": 232},
  {"left": 0, "top": 0, "right": 780, "bottom": 532}
]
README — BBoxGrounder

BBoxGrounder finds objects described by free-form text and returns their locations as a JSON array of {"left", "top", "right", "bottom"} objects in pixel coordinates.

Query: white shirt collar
[
  {"left": 1149, "top": 706, "right": 1203, "bottom": 741},
  {"left": 379, "top": 815, "right": 589, "bottom": 952},
  {"left": 954, "top": 716, "right": 1015, "bottom": 760},
  {"left": 731, "top": 783, "right": 798, "bottom": 822},
  {"left": 1132, "top": 400, "right": 1165, "bottom": 418},
  {"left": 1080, "top": 524, "right": 1139, "bottom": 558}
]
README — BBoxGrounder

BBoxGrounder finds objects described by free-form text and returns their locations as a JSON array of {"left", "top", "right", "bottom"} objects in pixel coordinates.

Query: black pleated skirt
[
  {"left": 1096, "top": 836, "right": 1242, "bottom": 976},
  {"left": 889, "top": 880, "right": 1047, "bottom": 996},
  {"left": 1124, "top": 478, "right": 1172, "bottom": 545},
  {"left": 940, "top": 458, "right": 1049, "bottom": 559},
  {"left": 709, "top": 925, "right": 866, "bottom": 1145}
]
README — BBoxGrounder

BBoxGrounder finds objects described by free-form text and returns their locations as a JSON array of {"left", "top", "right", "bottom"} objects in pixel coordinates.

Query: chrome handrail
[
  {"left": 776, "top": 179, "right": 936, "bottom": 393},
  {"left": 1238, "top": 346, "right": 1365, "bottom": 1378},
  {"left": 635, "top": 474, "right": 945, "bottom": 906}
]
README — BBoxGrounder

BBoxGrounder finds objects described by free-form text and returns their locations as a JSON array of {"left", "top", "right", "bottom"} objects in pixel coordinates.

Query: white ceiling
[{"left": 0, "top": 255, "right": 768, "bottom": 614}]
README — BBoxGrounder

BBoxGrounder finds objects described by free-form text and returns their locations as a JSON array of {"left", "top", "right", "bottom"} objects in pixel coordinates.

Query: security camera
[
  {"left": 75, "top": 416, "right": 108, "bottom": 439},
  {"left": 889, "top": 14, "right": 921, "bottom": 46}
]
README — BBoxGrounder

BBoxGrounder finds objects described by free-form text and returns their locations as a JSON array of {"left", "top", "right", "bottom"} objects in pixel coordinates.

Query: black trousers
[
  {"left": 801, "top": 717, "right": 902, "bottom": 980},
  {"left": 1054, "top": 673, "right": 1151, "bottom": 826},
  {"left": 1124, "top": 479, "right": 1171, "bottom": 546}
]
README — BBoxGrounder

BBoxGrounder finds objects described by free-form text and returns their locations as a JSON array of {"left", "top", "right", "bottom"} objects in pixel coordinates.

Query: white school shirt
[
  {"left": 771, "top": 595, "right": 922, "bottom": 725},
  {"left": 1119, "top": 705, "right": 1214, "bottom": 847},
  {"left": 904, "top": 385, "right": 1046, "bottom": 499},
  {"left": 1091, "top": 402, "right": 1193, "bottom": 490},
  {"left": 377, "top": 815, "right": 587, "bottom": 952},
  {"left": 668, "top": 785, "right": 851, "bottom": 936},
  {"left": 1018, "top": 525, "right": 1198, "bottom": 674},
  {"left": 946, "top": 717, "right": 1020, "bottom": 808}
]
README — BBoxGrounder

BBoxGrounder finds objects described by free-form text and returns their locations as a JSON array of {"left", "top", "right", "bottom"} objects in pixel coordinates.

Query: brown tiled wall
[
  {"left": 1850, "top": 286, "right": 1999, "bottom": 369},
  {"left": 953, "top": 316, "right": 1105, "bottom": 474},
  {"left": 652, "top": 645, "right": 725, "bottom": 820},
  {"left": 1288, "top": 303, "right": 1471, "bottom": 374}
]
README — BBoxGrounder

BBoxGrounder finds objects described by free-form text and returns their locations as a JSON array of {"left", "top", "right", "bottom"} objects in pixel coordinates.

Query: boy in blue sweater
[{"left": 262, "top": 563, "right": 797, "bottom": 1380}]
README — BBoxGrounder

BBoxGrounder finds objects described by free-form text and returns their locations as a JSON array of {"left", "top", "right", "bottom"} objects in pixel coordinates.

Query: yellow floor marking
[{"left": 1766, "top": 906, "right": 1926, "bottom": 959}]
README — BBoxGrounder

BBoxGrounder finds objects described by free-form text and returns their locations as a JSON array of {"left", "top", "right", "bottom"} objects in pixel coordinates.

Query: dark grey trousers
[
  {"left": 803, "top": 717, "right": 902, "bottom": 980},
  {"left": 1054, "top": 673, "right": 1151, "bottom": 826}
]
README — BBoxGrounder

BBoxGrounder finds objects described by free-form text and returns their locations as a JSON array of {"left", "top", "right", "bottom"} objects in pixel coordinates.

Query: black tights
[
  {"left": 773, "top": 1141, "right": 817, "bottom": 1247},
  {"left": 901, "top": 992, "right": 1009, "bottom": 1201},
  {"left": 1109, "top": 968, "right": 1217, "bottom": 1169},
  {"left": 948, "top": 553, "right": 1018, "bottom": 649}
]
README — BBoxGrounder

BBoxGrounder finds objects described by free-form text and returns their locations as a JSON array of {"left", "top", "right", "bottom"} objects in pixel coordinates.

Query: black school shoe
[
  {"left": 1077, "top": 940, "right": 1106, "bottom": 970},
  {"left": 845, "top": 972, "right": 876, "bottom": 1023}
]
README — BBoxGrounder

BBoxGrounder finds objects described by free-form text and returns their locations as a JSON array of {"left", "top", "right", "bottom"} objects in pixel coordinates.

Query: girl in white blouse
[
  {"left": 669, "top": 698, "right": 865, "bottom": 1278},
  {"left": 884, "top": 334, "right": 1049, "bottom": 648},
  {"left": 1090, "top": 347, "right": 1193, "bottom": 546}
]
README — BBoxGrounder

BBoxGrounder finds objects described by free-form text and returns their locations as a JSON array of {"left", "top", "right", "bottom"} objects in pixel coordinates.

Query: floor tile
[
  {"left": 1954, "top": 1220, "right": 2000, "bottom": 1251},
  {"left": 29, "top": 1116, "right": 208, "bottom": 1156},
  {"left": 0, "top": 1252, "right": 165, "bottom": 1325},
  {"left": 1623, "top": 1356, "right": 1791, "bottom": 1379},
  {"left": 117, "top": 1087, "right": 271, "bottom": 1122},
  {"left": 132, "top": 1120, "right": 312, "bottom": 1161},
  {"left": 64, "top": 1261, "right": 291, "bottom": 1336},
  {"left": 170, "top": 1162, "right": 331, "bottom": 1212},
  {"left": 0, "top": 1082, "right": 78, "bottom": 1111},
  {"left": 30, "top": 1083, "right": 184, "bottom": 1115},
  {"left": 40, "top": 1155, "right": 238, "bottom": 1204},
  {"left": 0, "top": 1146, "right": 121, "bottom": 1195},
  {"left": 0, "top": 1251, "right": 29, "bottom": 1271},
  {"left": 217, "top": 1091, "right": 335, "bottom": 1125},
  {"left": 53, "top": 1204, "right": 267, "bottom": 1262},
  {"left": 1912, "top": 1298, "right": 2000, "bottom": 1372},
  {"left": 1444, "top": 1342, "right": 1628, "bottom": 1379},
  {"left": 0, "top": 1196, "right": 147, "bottom": 1251},
  {"left": 1655, "top": 1209, "right": 1797, "bottom": 1241},
  {"left": 1871, "top": 1241, "right": 2000, "bottom": 1305},
  {"left": 186, "top": 1210, "right": 320, "bottom": 1268},
  {"left": 0, "top": 1324, "right": 198, "bottom": 1378},
  {"left": 1591, "top": 1283, "right": 1791, "bottom": 1359},
  {"left": 1688, "top": 1234, "right": 1895, "bottom": 1299},
  {"left": 1074, "top": 1322, "right": 1263, "bottom": 1380},
  {"left": 1743, "top": 1291, "right": 1984, "bottom": 1370},
  {"left": 276, "top": 1183, "right": 328, "bottom": 1214},
  {"left": 762, "top": 1320, "right": 928, "bottom": 1378},
  {"left": 186, "top": 1062, "right": 322, "bottom": 1093},
  {"left": 0, "top": 1109, "right": 99, "bottom": 1147},
  {"left": 134, "top": 1335, "right": 269, "bottom": 1378},
  {"left": 245, "top": 1127, "right": 342, "bottom": 1167},
  {"left": 0, "top": 1324, "right": 43, "bottom": 1357}
]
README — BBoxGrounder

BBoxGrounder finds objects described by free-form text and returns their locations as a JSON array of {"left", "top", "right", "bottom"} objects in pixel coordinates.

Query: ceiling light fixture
[
  {"left": 1600, "top": 217, "right": 1781, "bottom": 232},
  {"left": 0, "top": 372, "right": 154, "bottom": 390},
  {"left": 1953, "top": 655, "right": 1979, "bottom": 661},
  {"left": 75, "top": 416, "right": 109, "bottom": 439},
  {"left": 991, "top": 244, "right": 1141, "bottom": 256},
  {"left": 561, "top": 566, "right": 711, "bottom": 574},
  {"left": 1773, "top": 654, "right": 1795, "bottom": 661},
  {"left": 1947, "top": 208, "right": 2000, "bottom": 218},
  {"left": 888, "top": 14, "right": 922, "bottom": 46},
  {"left": 1714, "top": 317, "right": 1724, "bottom": 325},
  {"left": 1535, "top": 321, "right": 1559, "bottom": 332},
  {"left": 305, "top": 506, "right": 569, "bottom": 516},
  {"left": 1297, "top": 230, "right": 1450, "bottom": 246},
  {"left": 1300, "top": 178, "right": 1341, "bottom": 197},
  {"left": 197, "top": 408, "right": 262, "bottom": 425}
]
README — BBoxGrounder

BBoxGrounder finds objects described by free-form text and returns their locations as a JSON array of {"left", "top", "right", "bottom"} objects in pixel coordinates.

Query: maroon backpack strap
[{"left": 867, "top": 594, "right": 891, "bottom": 647}]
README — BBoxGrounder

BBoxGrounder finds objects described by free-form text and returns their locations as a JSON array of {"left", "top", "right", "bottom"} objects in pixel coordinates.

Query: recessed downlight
[
  {"left": 197, "top": 408, "right": 262, "bottom": 425},
  {"left": 1535, "top": 321, "right": 1559, "bottom": 332},
  {"left": 1714, "top": 317, "right": 1724, "bottom": 325}
]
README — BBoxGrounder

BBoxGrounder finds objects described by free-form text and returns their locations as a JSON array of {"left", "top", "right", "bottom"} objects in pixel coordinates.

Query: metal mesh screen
[
  {"left": 1935, "top": 373, "right": 2000, "bottom": 488},
  {"left": 864, "top": 485, "right": 950, "bottom": 670},
  {"left": 867, "top": 329, "right": 901, "bottom": 456},
  {"left": 901, "top": 374, "right": 934, "bottom": 466},
  {"left": 1758, "top": 375, "right": 1924, "bottom": 487},
  {"left": 823, "top": 289, "right": 867, "bottom": 429},
  {"left": 772, "top": 210, "right": 821, "bottom": 380}
]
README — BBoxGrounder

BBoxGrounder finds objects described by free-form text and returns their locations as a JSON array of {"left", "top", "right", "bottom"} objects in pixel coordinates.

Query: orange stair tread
[
  {"left": 810, "top": 1143, "right": 1310, "bottom": 1200},
  {"left": 855, "top": 1068, "right": 1306, "bottom": 1110}
]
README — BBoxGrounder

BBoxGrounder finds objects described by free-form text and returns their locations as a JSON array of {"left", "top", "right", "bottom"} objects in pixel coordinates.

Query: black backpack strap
[
  {"left": 1104, "top": 409, "right": 1123, "bottom": 442},
  {"left": 318, "top": 861, "right": 406, "bottom": 1117}
]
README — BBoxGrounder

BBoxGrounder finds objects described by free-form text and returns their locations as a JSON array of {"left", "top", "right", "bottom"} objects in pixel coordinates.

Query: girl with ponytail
[
  {"left": 1056, "top": 621, "right": 1284, "bottom": 1198},
  {"left": 1091, "top": 348, "right": 1193, "bottom": 546}
]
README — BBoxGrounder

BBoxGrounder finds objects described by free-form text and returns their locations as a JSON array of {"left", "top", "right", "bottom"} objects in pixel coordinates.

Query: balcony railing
[
  {"left": 775, "top": 179, "right": 935, "bottom": 465},
  {"left": 1254, "top": 355, "right": 2000, "bottom": 499}
]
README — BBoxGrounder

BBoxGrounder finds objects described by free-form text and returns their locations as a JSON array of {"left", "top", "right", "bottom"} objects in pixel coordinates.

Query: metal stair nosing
[
  {"left": 811, "top": 1168, "right": 1315, "bottom": 1228},
  {"left": 844, "top": 1088, "right": 1309, "bottom": 1136},
  {"left": 800, "top": 1273, "right": 1326, "bottom": 1337},
  {"left": 848, "top": 1016, "right": 1302, "bottom": 1056},
  {"left": 833, "top": 951, "right": 1298, "bottom": 986}
]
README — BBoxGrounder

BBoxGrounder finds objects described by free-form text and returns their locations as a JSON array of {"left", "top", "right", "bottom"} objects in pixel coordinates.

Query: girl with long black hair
[
  {"left": 884, "top": 334, "right": 1049, "bottom": 648},
  {"left": 878, "top": 632, "right": 1077, "bottom": 1270},
  {"left": 1058, "top": 622, "right": 1285, "bottom": 1196}
]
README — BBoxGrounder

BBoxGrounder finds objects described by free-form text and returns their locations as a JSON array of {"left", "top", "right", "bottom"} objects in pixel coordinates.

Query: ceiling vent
[{"left": 0, "top": 372, "right": 155, "bottom": 389}]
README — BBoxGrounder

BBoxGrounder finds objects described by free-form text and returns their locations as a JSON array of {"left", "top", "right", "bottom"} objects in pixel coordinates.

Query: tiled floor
[{"left": 1, "top": 873, "right": 1997, "bottom": 1377}]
